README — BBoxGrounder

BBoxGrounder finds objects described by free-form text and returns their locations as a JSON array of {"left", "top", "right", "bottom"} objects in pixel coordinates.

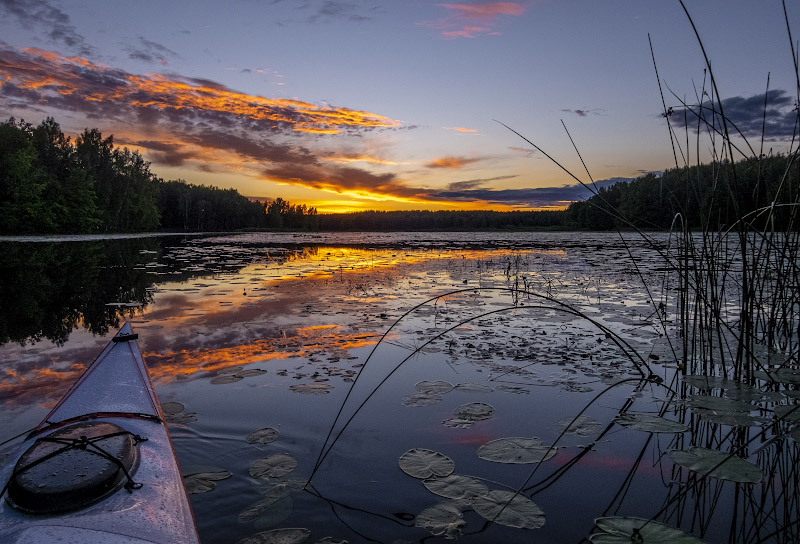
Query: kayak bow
[{"left": 0, "top": 323, "right": 200, "bottom": 543}]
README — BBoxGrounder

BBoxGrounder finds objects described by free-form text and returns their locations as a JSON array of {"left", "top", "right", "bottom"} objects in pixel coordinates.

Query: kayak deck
[{"left": 0, "top": 323, "right": 199, "bottom": 543}]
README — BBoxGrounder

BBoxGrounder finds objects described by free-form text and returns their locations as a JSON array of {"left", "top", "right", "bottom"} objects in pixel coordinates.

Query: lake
[{"left": 0, "top": 231, "right": 791, "bottom": 543}]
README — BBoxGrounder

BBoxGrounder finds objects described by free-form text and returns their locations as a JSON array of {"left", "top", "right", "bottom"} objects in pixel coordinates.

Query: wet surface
[{"left": 0, "top": 231, "right": 780, "bottom": 543}]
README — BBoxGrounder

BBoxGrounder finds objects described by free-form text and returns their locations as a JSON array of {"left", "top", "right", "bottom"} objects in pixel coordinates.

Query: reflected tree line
[{"left": 0, "top": 238, "right": 160, "bottom": 345}]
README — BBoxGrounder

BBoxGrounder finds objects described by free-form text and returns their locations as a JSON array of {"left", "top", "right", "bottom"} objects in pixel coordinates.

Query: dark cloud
[
  {"left": 0, "top": 0, "right": 95, "bottom": 56},
  {"left": 669, "top": 89, "right": 798, "bottom": 141},
  {"left": 561, "top": 108, "right": 602, "bottom": 117},
  {"left": 126, "top": 37, "right": 180, "bottom": 65},
  {"left": 430, "top": 177, "right": 631, "bottom": 207}
]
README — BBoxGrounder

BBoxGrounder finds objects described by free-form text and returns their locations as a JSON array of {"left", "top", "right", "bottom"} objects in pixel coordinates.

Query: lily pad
[
  {"left": 416, "top": 380, "right": 454, "bottom": 394},
  {"left": 247, "top": 428, "right": 280, "bottom": 445},
  {"left": 669, "top": 447, "right": 761, "bottom": 483},
  {"left": 399, "top": 448, "right": 454, "bottom": 479},
  {"left": 237, "top": 369, "right": 268, "bottom": 378},
  {"left": 423, "top": 474, "right": 488, "bottom": 500},
  {"left": 555, "top": 415, "right": 603, "bottom": 436},
  {"left": 682, "top": 375, "right": 731, "bottom": 389},
  {"left": 477, "top": 437, "right": 557, "bottom": 464},
  {"left": 692, "top": 407, "right": 765, "bottom": 427},
  {"left": 289, "top": 383, "right": 332, "bottom": 394},
  {"left": 236, "top": 527, "right": 306, "bottom": 544},
  {"left": 686, "top": 395, "right": 754, "bottom": 413},
  {"left": 402, "top": 392, "right": 444, "bottom": 407},
  {"left": 211, "top": 375, "right": 244, "bottom": 385},
  {"left": 453, "top": 383, "right": 493, "bottom": 393},
  {"left": 614, "top": 413, "right": 688, "bottom": 433},
  {"left": 161, "top": 402, "right": 198, "bottom": 424},
  {"left": 250, "top": 454, "right": 298, "bottom": 478},
  {"left": 590, "top": 516, "right": 703, "bottom": 543},
  {"left": 471, "top": 490, "right": 545, "bottom": 529},
  {"left": 755, "top": 367, "right": 800, "bottom": 385},
  {"left": 443, "top": 403, "right": 494, "bottom": 428},
  {"left": 774, "top": 404, "right": 800, "bottom": 424},
  {"left": 183, "top": 471, "right": 232, "bottom": 494},
  {"left": 415, "top": 501, "right": 465, "bottom": 539},
  {"left": 239, "top": 486, "right": 293, "bottom": 526}
]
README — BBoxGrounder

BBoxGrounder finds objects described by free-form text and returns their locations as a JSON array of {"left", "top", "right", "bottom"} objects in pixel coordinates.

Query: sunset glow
[{"left": 0, "top": 1, "right": 796, "bottom": 212}]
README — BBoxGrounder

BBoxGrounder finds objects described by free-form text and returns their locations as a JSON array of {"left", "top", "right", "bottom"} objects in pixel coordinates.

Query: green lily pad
[
  {"left": 415, "top": 501, "right": 465, "bottom": 539},
  {"left": 614, "top": 413, "right": 688, "bottom": 433},
  {"left": 416, "top": 380, "right": 454, "bottom": 394},
  {"left": 471, "top": 490, "right": 545, "bottom": 529},
  {"left": 555, "top": 415, "right": 603, "bottom": 436},
  {"left": 402, "top": 392, "right": 444, "bottom": 407},
  {"left": 682, "top": 375, "right": 731, "bottom": 389},
  {"left": 238, "top": 486, "right": 293, "bottom": 526},
  {"left": 250, "top": 454, "right": 298, "bottom": 478},
  {"left": 686, "top": 395, "right": 754, "bottom": 413},
  {"left": 211, "top": 375, "right": 244, "bottom": 385},
  {"left": 756, "top": 367, "right": 800, "bottom": 385},
  {"left": 453, "top": 383, "right": 493, "bottom": 393},
  {"left": 236, "top": 527, "right": 306, "bottom": 543},
  {"left": 692, "top": 407, "right": 765, "bottom": 427},
  {"left": 237, "top": 369, "right": 267, "bottom": 378},
  {"left": 161, "top": 402, "right": 198, "bottom": 424},
  {"left": 423, "top": 474, "right": 488, "bottom": 500},
  {"left": 590, "top": 516, "right": 703, "bottom": 543},
  {"left": 183, "top": 471, "right": 232, "bottom": 494},
  {"left": 443, "top": 403, "right": 494, "bottom": 428},
  {"left": 247, "top": 428, "right": 280, "bottom": 444},
  {"left": 478, "top": 437, "right": 557, "bottom": 464},
  {"left": 399, "top": 448, "right": 454, "bottom": 479},
  {"left": 289, "top": 383, "right": 332, "bottom": 394},
  {"left": 669, "top": 447, "right": 761, "bottom": 483},
  {"left": 774, "top": 404, "right": 800, "bottom": 424}
]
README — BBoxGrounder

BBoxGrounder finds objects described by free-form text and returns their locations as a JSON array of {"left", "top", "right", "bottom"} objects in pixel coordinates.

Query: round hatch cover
[{"left": 7, "top": 421, "right": 139, "bottom": 515}]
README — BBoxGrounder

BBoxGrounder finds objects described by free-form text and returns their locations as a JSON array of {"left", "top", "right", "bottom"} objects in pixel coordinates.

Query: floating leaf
[
  {"left": 211, "top": 375, "right": 243, "bottom": 385},
  {"left": 239, "top": 486, "right": 292, "bottom": 525},
  {"left": 423, "top": 474, "right": 488, "bottom": 500},
  {"left": 237, "top": 369, "right": 268, "bottom": 378},
  {"left": 161, "top": 402, "right": 185, "bottom": 416},
  {"left": 161, "top": 402, "right": 198, "bottom": 424},
  {"left": 555, "top": 415, "right": 603, "bottom": 436},
  {"left": 453, "top": 383, "right": 493, "bottom": 393},
  {"left": 682, "top": 375, "right": 731, "bottom": 389},
  {"left": 590, "top": 516, "right": 703, "bottom": 543},
  {"left": 250, "top": 454, "right": 298, "bottom": 478},
  {"left": 774, "top": 404, "right": 800, "bottom": 424},
  {"left": 755, "top": 367, "right": 800, "bottom": 385},
  {"left": 219, "top": 365, "right": 245, "bottom": 375},
  {"left": 669, "top": 447, "right": 761, "bottom": 483},
  {"left": 692, "top": 407, "right": 765, "bottom": 428},
  {"left": 247, "top": 428, "right": 280, "bottom": 444},
  {"left": 415, "top": 380, "right": 454, "bottom": 394},
  {"left": 614, "top": 413, "right": 688, "bottom": 433},
  {"left": 289, "top": 383, "right": 332, "bottom": 394},
  {"left": 415, "top": 501, "right": 465, "bottom": 539},
  {"left": 183, "top": 471, "right": 232, "bottom": 494},
  {"left": 399, "top": 448, "right": 454, "bottom": 479},
  {"left": 471, "top": 490, "right": 545, "bottom": 529},
  {"left": 686, "top": 395, "right": 754, "bottom": 413},
  {"left": 236, "top": 528, "right": 308, "bottom": 544},
  {"left": 443, "top": 402, "right": 494, "bottom": 428},
  {"left": 477, "top": 437, "right": 556, "bottom": 464},
  {"left": 402, "top": 392, "right": 444, "bottom": 407}
]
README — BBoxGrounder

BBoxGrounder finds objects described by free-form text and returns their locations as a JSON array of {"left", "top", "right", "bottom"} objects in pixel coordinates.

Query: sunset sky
[{"left": 0, "top": 0, "right": 797, "bottom": 213}]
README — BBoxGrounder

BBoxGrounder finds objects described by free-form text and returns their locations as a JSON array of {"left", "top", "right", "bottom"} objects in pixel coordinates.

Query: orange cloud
[
  {"left": 422, "top": 2, "right": 526, "bottom": 39},
  {"left": 0, "top": 47, "right": 399, "bottom": 135},
  {"left": 426, "top": 156, "right": 482, "bottom": 168},
  {"left": 454, "top": 126, "right": 478, "bottom": 133}
]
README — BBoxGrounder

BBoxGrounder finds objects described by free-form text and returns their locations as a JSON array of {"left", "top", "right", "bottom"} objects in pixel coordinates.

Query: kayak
[{"left": 0, "top": 323, "right": 200, "bottom": 543}]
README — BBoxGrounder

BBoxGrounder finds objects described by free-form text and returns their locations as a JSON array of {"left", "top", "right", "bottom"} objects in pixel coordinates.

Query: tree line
[
  {"left": 565, "top": 155, "right": 799, "bottom": 231},
  {"left": 0, "top": 117, "right": 280, "bottom": 234},
  {"left": 3, "top": 117, "right": 796, "bottom": 234}
]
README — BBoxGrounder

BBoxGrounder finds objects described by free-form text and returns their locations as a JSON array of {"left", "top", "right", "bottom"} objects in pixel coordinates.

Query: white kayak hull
[{"left": 0, "top": 323, "right": 200, "bottom": 543}]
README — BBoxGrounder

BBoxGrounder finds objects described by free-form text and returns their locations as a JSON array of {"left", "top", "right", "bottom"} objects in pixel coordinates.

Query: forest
[{"left": 2, "top": 117, "right": 797, "bottom": 234}]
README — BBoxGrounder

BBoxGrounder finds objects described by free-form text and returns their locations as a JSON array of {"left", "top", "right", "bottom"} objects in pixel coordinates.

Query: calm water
[{"left": 0, "top": 232, "right": 734, "bottom": 543}]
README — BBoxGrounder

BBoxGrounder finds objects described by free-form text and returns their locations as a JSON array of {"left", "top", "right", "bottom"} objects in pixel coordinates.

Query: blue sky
[{"left": 0, "top": 0, "right": 797, "bottom": 212}]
